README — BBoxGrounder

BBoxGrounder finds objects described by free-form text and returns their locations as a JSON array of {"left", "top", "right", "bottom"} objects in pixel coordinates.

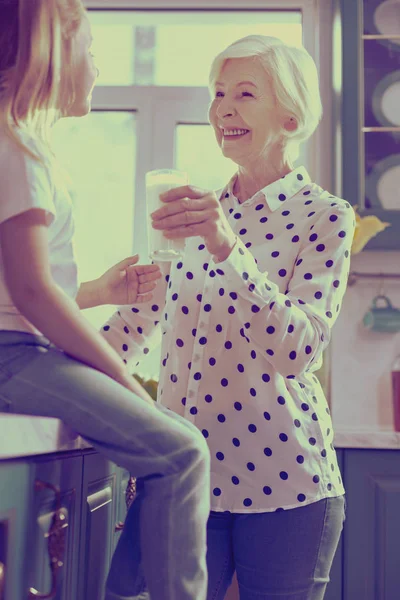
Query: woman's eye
[
  {"left": 215, "top": 91, "right": 224, "bottom": 98},
  {"left": 242, "top": 91, "right": 254, "bottom": 97}
]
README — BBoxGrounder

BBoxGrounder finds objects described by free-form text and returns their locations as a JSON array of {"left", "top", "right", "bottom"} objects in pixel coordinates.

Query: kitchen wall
[{"left": 331, "top": 250, "right": 400, "bottom": 432}]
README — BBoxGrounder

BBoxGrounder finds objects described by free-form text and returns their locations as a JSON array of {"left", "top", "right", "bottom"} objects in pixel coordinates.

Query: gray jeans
[{"left": 0, "top": 331, "right": 210, "bottom": 600}]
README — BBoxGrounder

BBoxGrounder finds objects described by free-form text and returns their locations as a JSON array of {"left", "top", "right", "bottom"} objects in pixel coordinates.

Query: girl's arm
[{"left": 0, "top": 208, "right": 154, "bottom": 404}]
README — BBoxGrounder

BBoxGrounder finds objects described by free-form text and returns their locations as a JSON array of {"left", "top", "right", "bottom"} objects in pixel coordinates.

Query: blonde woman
[
  {"left": 0, "top": 2, "right": 211, "bottom": 599},
  {"left": 103, "top": 36, "right": 355, "bottom": 599}
]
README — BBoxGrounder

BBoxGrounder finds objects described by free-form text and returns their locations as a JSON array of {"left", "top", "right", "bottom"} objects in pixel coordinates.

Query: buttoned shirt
[{"left": 102, "top": 166, "right": 355, "bottom": 513}]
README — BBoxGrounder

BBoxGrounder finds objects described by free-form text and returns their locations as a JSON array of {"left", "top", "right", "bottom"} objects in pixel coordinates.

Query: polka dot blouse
[{"left": 102, "top": 166, "right": 355, "bottom": 513}]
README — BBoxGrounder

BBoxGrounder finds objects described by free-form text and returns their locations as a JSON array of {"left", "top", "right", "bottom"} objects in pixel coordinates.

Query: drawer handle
[
  {"left": 115, "top": 476, "right": 136, "bottom": 532},
  {"left": 0, "top": 561, "right": 5, "bottom": 600},
  {"left": 28, "top": 480, "right": 67, "bottom": 599}
]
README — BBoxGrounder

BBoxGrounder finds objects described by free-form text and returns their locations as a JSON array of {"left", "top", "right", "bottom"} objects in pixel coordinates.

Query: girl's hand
[
  {"left": 151, "top": 186, "right": 237, "bottom": 262},
  {"left": 98, "top": 255, "right": 161, "bottom": 305}
]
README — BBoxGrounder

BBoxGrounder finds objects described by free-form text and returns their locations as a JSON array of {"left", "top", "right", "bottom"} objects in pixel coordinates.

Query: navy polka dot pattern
[{"left": 101, "top": 167, "right": 352, "bottom": 513}]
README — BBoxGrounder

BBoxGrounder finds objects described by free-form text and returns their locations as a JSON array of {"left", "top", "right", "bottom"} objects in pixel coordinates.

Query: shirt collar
[{"left": 221, "top": 166, "right": 311, "bottom": 212}]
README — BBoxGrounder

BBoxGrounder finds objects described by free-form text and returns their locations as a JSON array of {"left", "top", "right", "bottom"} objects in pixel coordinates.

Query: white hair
[{"left": 208, "top": 35, "right": 323, "bottom": 163}]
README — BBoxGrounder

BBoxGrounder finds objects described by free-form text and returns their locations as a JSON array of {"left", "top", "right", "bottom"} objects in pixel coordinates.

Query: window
[
  {"left": 52, "top": 112, "right": 136, "bottom": 326},
  {"left": 89, "top": 10, "right": 302, "bottom": 86},
  {"left": 57, "top": 0, "right": 326, "bottom": 377}
]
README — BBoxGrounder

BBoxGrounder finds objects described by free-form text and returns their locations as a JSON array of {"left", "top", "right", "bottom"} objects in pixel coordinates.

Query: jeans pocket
[{"left": 0, "top": 344, "right": 45, "bottom": 384}]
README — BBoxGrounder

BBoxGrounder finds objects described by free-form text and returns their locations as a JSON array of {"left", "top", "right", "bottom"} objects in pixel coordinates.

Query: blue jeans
[
  {"left": 104, "top": 485, "right": 345, "bottom": 600},
  {"left": 0, "top": 331, "right": 210, "bottom": 600},
  {"left": 207, "top": 496, "right": 346, "bottom": 600}
]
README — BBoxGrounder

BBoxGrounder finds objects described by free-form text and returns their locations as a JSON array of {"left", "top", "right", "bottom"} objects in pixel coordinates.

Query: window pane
[
  {"left": 52, "top": 112, "right": 136, "bottom": 327},
  {"left": 175, "top": 124, "right": 236, "bottom": 190},
  {"left": 88, "top": 10, "right": 302, "bottom": 87},
  {"left": 154, "top": 13, "right": 302, "bottom": 87},
  {"left": 89, "top": 20, "right": 136, "bottom": 86}
]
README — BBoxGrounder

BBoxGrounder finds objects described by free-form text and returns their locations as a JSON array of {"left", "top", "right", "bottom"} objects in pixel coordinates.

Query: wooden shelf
[
  {"left": 362, "top": 34, "right": 400, "bottom": 40},
  {"left": 362, "top": 127, "right": 400, "bottom": 132}
]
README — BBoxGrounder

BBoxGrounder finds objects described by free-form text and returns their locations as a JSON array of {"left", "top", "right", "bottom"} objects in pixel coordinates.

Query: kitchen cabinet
[
  {"left": 343, "top": 449, "right": 400, "bottom": 600},
  {"left": 2, "top": 445, "right": 400, "bottom": 600},
  {"left": 78, "top": 453, "right": 119, "bottom": 600},
  {"left": 340, "top": 0, "right": 400, "bottom": 250},
  {"left": 324, "top": 449, "right": 344, "bottom": 600},
  {"left": 0, "top": 463, "right": 31, "bottom": 600},
  {"left": 0, "top": 450, "right": 127, "bottom": 600},
  {"left": 26, "top": 454, "right": 82, "bottom": 600}
]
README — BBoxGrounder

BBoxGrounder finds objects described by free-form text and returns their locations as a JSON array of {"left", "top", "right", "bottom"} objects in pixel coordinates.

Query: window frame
[
  {"left": 85, "top": 0, "right": 335, "bottom": 191},
  {"left": 86, "top": 0, "right": 336, "bottom": 250}
]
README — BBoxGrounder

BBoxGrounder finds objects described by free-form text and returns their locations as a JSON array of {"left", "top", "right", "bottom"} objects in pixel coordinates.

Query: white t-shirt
[{"left": 0, "top": 127, "right": 79, "bottom": 334}]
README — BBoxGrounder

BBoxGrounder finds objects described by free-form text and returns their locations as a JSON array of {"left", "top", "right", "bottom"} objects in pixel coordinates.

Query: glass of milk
[{"left": 146, "top": 168, "right": 188, "bottom": 261}]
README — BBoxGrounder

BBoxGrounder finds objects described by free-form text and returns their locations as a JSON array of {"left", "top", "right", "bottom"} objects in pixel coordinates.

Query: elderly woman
[{"left": 103, "top": 35, "right": 354, "bottom": 600}]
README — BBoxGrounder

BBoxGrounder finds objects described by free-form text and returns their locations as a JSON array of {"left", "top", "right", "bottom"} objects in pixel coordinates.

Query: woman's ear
[{"left": 284, "top": 117, "right": 297, "bottom": 132}]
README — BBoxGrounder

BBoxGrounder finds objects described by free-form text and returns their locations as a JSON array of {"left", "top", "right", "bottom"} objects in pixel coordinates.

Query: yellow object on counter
[{"left": 351, "top": 207, "right": 390, "bottom": 254}]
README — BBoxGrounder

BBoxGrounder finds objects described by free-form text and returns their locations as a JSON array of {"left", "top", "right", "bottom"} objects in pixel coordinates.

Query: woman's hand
[
  {"left": 97, "top": 255, "right": 161, "bottom": 306},
  {"left": 151, "top": 186, "right": 237, "bottom": 262}
]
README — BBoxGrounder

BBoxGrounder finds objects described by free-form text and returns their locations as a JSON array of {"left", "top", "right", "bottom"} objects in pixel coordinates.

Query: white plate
[
  {"left": 365, "top": 153, "right": 400, "bottom": 210},
  {"left": 365, "top": 0, "right": 400, "bottom": 51},
  {"left": 372, "top": 70, "right": 400, "bottom": 126}
]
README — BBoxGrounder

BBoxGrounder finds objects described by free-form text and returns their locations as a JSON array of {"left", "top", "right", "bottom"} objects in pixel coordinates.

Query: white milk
[{"left": 146, "top": 170, "right": 188, "bottom": 261}]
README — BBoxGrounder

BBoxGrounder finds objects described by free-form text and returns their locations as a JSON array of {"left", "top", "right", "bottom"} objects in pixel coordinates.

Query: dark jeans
[{"left": 206, "top": 496, "right": 345, "bottom": 600}]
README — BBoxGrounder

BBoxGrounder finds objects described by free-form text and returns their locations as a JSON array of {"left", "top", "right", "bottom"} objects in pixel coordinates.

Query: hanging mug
[{"left": 363, "top": 295, "right": 400, "bottom": 333}]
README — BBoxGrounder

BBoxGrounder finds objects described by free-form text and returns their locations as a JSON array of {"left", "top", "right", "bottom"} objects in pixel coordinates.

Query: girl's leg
[
  {"left": 0, "top": 332, "right": 210, "bottom": 600},
  {"left": 206, "top": 511, "right": 235, "bottom": 600},
  {"left": 232, "top": 497, "right": 345, "bottom": 600}
]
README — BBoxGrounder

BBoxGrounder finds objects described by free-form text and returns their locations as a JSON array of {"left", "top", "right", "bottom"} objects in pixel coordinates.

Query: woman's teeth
[{"left": 223, "top": 129, "right": 249, "bottom": 137}]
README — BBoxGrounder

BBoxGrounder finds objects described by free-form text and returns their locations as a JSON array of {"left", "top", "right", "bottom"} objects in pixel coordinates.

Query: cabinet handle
[
  {"left": 115, "top": 476, "right": 137, "bottom": 532},
  {"left": 28, "top": 480, "right": 67, "bottom": 599},
  {"left": 0, "top": 561, "right": 5, "bottom": 600}
]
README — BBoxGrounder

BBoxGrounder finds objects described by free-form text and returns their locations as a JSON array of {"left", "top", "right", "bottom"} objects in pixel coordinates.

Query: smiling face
[{"left": 208, "top": 57, "right": 284, "bottom": 167}]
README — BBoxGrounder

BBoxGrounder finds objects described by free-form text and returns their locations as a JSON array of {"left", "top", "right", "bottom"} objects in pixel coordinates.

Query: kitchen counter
[
  {"left": 333, "top": 429, "right": 400, "bottom": 449},
  {"left": 1, "top": 416, "right": 400, "bottom": 460},
  {"left": 0, "top": 415, "right": 91, "bottom": 460}
]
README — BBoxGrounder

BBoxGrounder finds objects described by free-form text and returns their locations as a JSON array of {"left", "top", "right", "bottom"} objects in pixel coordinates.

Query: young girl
[{"left": 0, "top": 2, "right": 210, "bottom": 599}]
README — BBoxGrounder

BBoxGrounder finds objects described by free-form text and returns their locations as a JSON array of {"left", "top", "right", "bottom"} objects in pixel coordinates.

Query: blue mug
[{"left": 363, "top": 295, "right": 400, "bottom": 333}]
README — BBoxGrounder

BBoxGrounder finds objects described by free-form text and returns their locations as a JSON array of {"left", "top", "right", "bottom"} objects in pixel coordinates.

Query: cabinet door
[
  {"left": 79, "top": 453, "right": 118, "bottom": 600},
  {"left": 324, "top": 448, "right": 344, "bottom": 600},
  {"left": 0, "top": 462, "right": 31, "bottom": 600},
  {"left": 25, "top": 455, "right": 82, "bottom": 600},
  {"left": 340, "top": 0, "right": 400, "bottom": 250},
  {"left": 343, "top": 449, "right": 400, "bottom": 600}
]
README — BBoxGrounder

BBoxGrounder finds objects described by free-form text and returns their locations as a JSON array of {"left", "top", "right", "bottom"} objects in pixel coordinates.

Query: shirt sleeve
[
  {"left": 0, "top": 135, "right": 55, "bottom": 225},
  {"left": 209, "top": 200, "right": 355, "bottom": 378},
  {"left": 100, "top": 262, "right": 170, "bottom": 370}
]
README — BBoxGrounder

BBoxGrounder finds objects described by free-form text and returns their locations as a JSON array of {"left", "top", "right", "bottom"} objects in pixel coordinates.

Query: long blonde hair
[{"left": 0, "top": 0, "right": 86, "bottom": 160}]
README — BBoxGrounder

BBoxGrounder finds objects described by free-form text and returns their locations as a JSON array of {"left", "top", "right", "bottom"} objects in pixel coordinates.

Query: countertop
[
  {"left": 333, "top": 429, "right": 400, "bottom": 449},
  {"left": 0, "top": 415, "right": 400, "bottom": 461},
  {"left": 0, "top": 415, "right": 91, "bottom": 460}
]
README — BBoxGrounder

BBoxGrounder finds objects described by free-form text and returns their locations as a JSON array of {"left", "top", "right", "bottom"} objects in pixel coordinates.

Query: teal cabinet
[
  {"left": 26, "top": 454, "right": 82, "bottom": 600},
  {"left": 343, "top": 449, "right": 400, "bottom": 600},
  {"left": 0, "top": 462, "right": 31, "bottom": 600},
  {"left": 0, "top": 452, "right": 129, "bottom": 600},
  {"left": 78, "top": 452, "right": 119, "bottom": 600},
  {"left": 341, "top": 0, "right": 400, "bottom": 250},
  {"left": 324, "top": 449, "right": 344, "bottom": 600}
]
